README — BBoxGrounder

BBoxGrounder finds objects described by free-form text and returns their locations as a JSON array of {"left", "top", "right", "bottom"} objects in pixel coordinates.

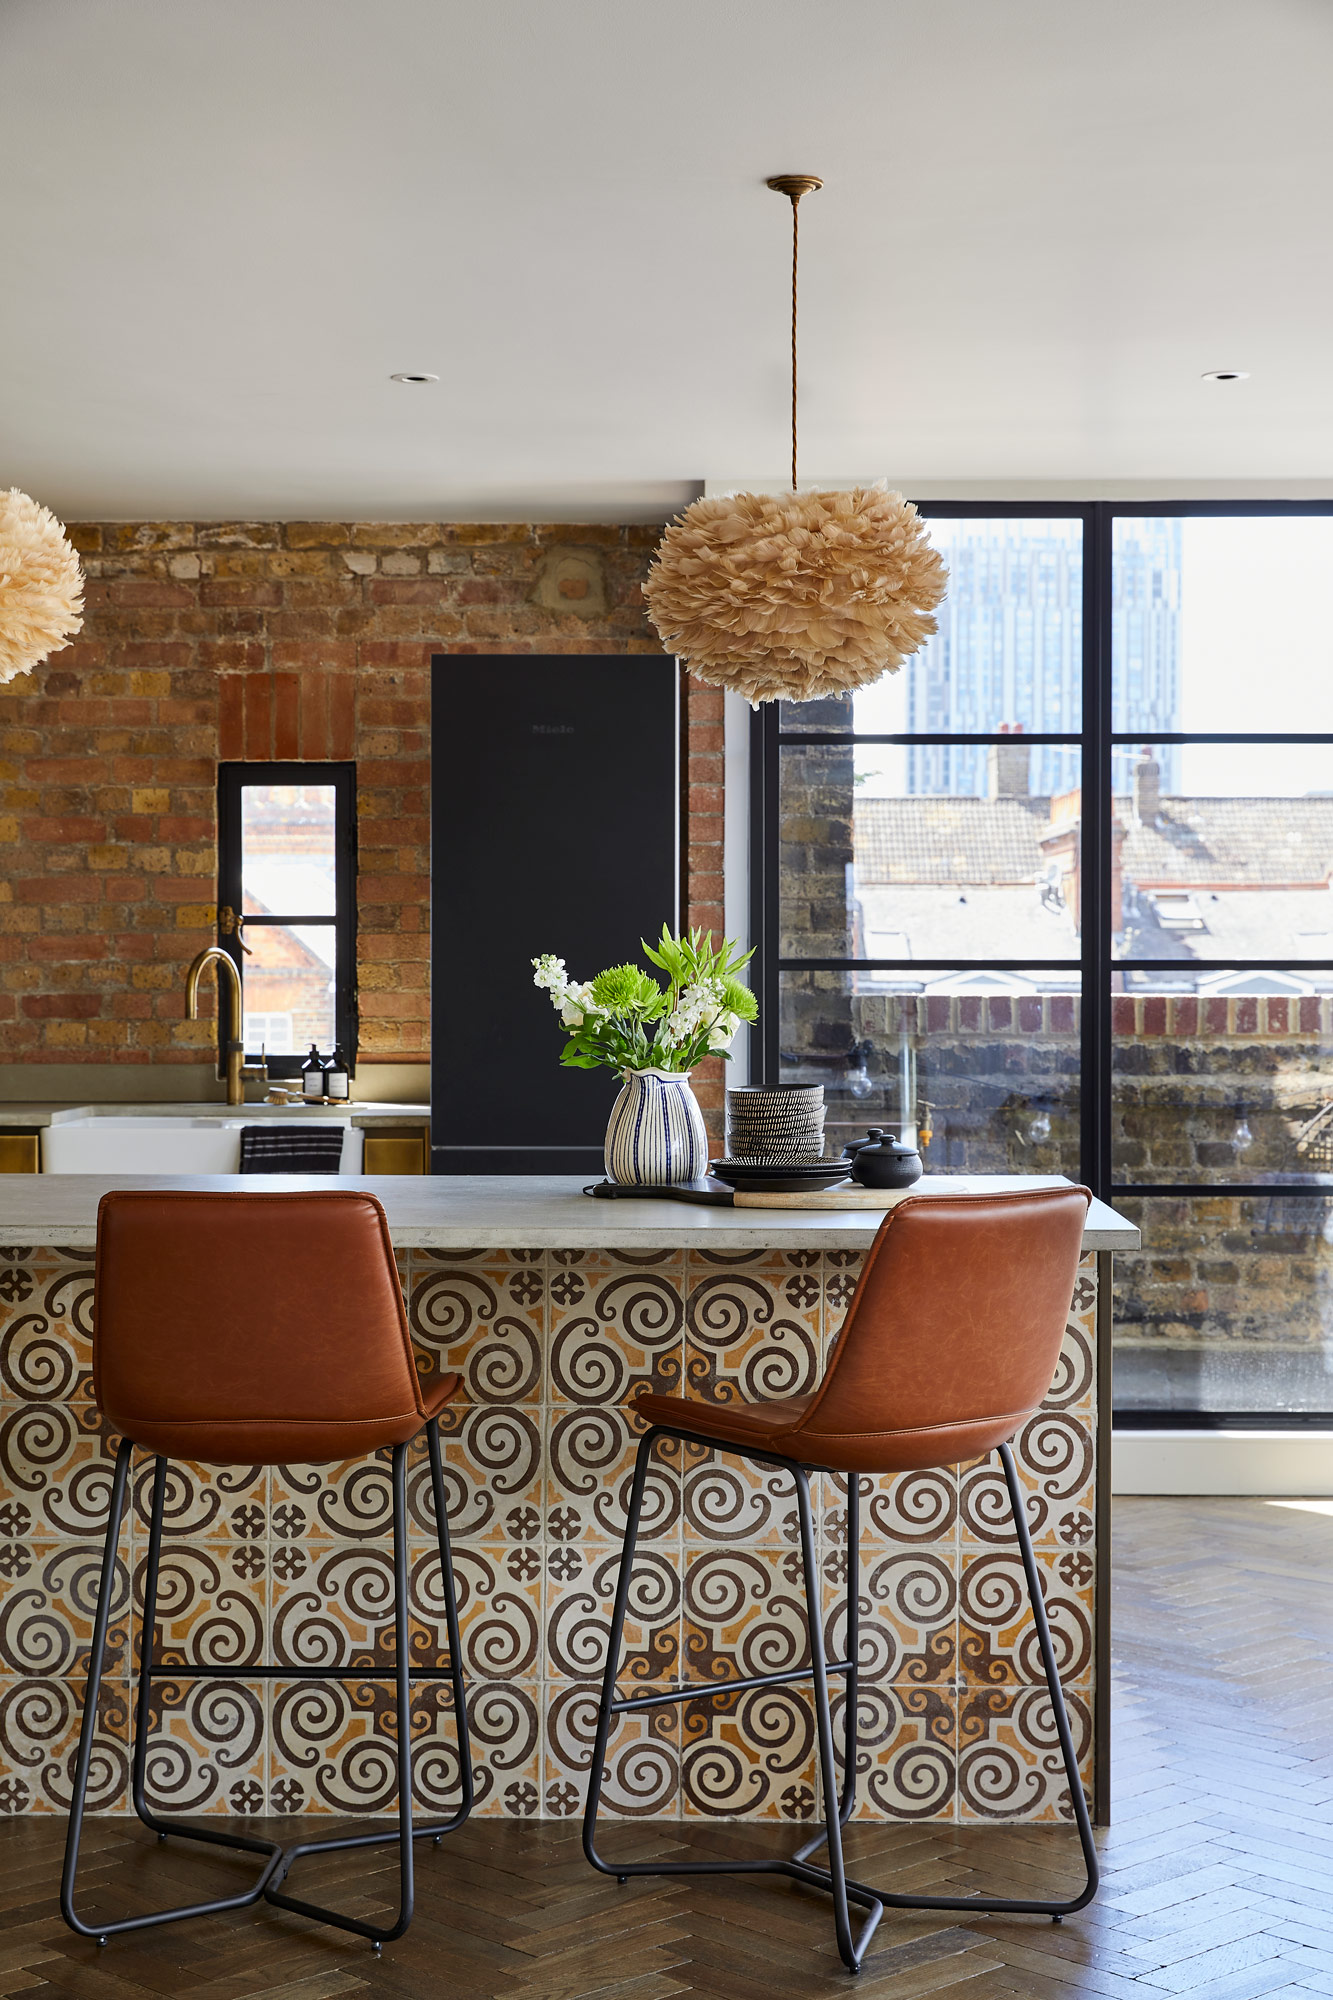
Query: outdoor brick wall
[
  {"left": 780, "top": 984, "right": 1333, "bottom": 1402},
  {"left": 0, "top": 520, "right": 723, "bottom": 1089}
]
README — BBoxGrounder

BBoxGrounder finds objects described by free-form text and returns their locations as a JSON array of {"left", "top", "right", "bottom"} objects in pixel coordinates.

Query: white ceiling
[{"left": 3, "top": 0, "right": 1332, "bottom": 522}]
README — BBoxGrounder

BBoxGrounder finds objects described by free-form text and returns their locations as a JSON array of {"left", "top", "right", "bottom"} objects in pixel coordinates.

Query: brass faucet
[{"left": 184, "top": 946, "right": 268, "bottom": 1107}]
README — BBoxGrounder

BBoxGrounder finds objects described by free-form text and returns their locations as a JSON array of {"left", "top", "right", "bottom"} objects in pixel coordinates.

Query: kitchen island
[{"left": 0, "top": 1174, "right": 1134, "bottom": 1830}]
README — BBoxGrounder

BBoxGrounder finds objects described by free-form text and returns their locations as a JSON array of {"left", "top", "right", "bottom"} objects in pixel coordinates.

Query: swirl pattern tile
[{"left": 0, "top": 1240, "right": 1097, "bottom": 1823}]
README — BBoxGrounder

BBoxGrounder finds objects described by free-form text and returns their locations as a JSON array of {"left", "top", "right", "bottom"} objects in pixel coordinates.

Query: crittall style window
[
  {"left": 216, "top": 762, "right": 358, "bottom": 1079},
  {"left": 753, "top": 503, "right": 1333, "bottom": 1429}
]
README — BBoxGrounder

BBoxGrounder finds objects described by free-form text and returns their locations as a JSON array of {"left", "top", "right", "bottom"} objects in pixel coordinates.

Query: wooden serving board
[{"left": 730, "top": 1175, "right": 996, "bottom": 1210}]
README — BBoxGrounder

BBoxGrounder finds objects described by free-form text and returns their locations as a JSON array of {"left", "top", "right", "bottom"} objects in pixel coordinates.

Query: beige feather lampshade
[
  {"left": 644, "top": 484, "right": 948, "bottom": 705},
  {"left": 0, "top": 488, "right": 85, "bottom": 685},
  {"left": 644, "top": 175, "right": 948, "bottom": 706}
]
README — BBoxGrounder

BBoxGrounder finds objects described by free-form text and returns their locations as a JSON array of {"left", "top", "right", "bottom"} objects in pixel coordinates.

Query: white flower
[
  {"left": 707, "top": 1011, "right": 740, "bottom": 1051},
  {"left": 532, "top": 954, "right": 568, "bottom": 1004},
  {"left": 564, "top": 980, "right": 600, "bottom": 1026},
  {"left": 534, "top": 958, "right": 603, "bottom": 1028},
  {"left": 661, "top": 976, "right": 726, "bottom": 1050}
]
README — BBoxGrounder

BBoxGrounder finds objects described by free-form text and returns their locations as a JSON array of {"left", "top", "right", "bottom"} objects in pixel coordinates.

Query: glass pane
[
  {"left": 241, "top": 783, "right": 337, "bottom": 917},
  {"left": 1112, "top": 987, "right": 1333, "bottom": 1186},
  {"left": 1114, "top": 745, "right": 1333, "bottom": 963},
  {"left": 1112, "top": 515, "right": 1333, "bottom": 752},
  {"left": 242, "top": 921, "right": 335, "bottom": 1053},
  {"left": 781, "top": 741, "right": 1082, "bottom": 961},
  {"left": 1113, "top": 1194, "right": 1333, "bottom": 1416},
  {"left": 779, "top": 971, "right": 1081, "bottom": 1174},
  {"left": 779, "top": 516, "right": 1083, "bottom": 737}
]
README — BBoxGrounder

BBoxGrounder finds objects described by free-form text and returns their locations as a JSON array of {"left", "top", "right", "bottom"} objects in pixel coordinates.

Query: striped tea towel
[{"left": 238, "top": 1125, "right": 346, "bottom": 1174}]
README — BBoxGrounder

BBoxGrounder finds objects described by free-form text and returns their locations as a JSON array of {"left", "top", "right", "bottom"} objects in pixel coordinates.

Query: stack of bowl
[{"left": 725, "top": 1085, "right": 826, "bottom": 1163}]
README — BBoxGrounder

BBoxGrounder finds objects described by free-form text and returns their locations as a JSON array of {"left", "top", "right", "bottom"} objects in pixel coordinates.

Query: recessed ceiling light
[
  {"left": 389, "top": 372, "right": 439, "bottom": 384},
  {"left": 1201, "top": 369, "right": 1250, "bottom": 383}
]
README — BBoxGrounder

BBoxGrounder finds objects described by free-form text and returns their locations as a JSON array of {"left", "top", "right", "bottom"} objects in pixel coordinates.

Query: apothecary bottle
[
  {"left": 301, "top": 1044, "right": 326, "bottom": 1100},
  {"left": 324, "top": 1045, "right": 351, "bottom": 1101}
]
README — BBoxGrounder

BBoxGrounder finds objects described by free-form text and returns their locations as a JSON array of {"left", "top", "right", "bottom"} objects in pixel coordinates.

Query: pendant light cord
[
  {"left": 789, "top": 192, "right": 800, "bottom": 491},
  {"left": 766, "top": 175, "right": 821, "bottom": 494}
]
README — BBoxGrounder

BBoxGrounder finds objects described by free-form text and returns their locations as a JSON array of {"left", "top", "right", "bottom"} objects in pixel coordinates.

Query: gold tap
[{"left": 184, "top": 946, "right": 268, "bottom": 1107}]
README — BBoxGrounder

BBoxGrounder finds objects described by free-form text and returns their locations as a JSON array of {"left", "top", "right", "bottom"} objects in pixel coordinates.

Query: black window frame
[
  {"left": 216, "top": 761, "right": 358, "bottom": 1080},
  {"left": 751, "top": 498, "right": 1333, "bottom": 1432}
]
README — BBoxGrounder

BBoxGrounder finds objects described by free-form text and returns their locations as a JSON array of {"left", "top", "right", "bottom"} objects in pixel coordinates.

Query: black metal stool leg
[
  {"left": 795, "top": 1464, "right": 882, "bottom": 1972},
  {"left": 581, "top": 1426, "right": 1097, "bottom": 1977},
  {"left": 583, "top": 1431, "right": 884, "bottom": 1972},
  {"left": 426, "top": 1415, "right": 474, "bottom": 1835},
  {"left": 61, "top": 1443, "right": 283, "bottom": 1943},
  {"left": 997, "top": 1439, "right": 1099, "bottom": 1912},
  {"left": 61, "top": 1437, "right": 131, "bottom": 1941},
  {"left": 264, "top": 1440, "right": 418, "bottom": 1946},
  {"left": 583, "top": 1428, "right": 653, "bottom": 1880},
  {"left": 794, "top": 1469, "right": 860, "bottom": 1866},
  {"left": 831, "top": 1441, "right": 1099, "bottom": 1922}
]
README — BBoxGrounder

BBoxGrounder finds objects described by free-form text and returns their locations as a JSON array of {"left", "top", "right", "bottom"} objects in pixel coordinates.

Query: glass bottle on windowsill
[
  {"left": 324, "top": 1045, "right": 351, "bottom": 1102},
  {"left": 301, "top": 1044, "right": 326, "bottom": 1101}
]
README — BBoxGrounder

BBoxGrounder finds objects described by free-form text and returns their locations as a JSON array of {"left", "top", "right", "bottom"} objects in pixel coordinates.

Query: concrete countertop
[
  {"left": 0, "top": 1101, "right": 429, "bottom": 1127},
  {"left": 0, "top": 1171, "right": 1140, "bottom": 1252}
]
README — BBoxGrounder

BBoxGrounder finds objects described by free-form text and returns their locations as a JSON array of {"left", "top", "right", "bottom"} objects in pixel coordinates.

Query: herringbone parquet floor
[{"left": 7, "top": 1496, "right": 1333, "bottom": 1998}]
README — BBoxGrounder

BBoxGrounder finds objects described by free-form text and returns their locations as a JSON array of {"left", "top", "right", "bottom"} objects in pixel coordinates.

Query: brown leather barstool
[
  {"left": 61, "top": 1190, "right": 472, "bottom": 1953},
  {"left": 583, "top": 1185, "right": 1097, "bottom": 1974}
]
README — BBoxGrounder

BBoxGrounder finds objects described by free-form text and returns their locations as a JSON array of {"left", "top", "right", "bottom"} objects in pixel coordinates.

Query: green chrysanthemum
[
  {"left": 591, "top": 964, "right": 660, "bottom": 1013},
  {"left": 720, "top": 977, "right": 758, "bottom": 1022}
]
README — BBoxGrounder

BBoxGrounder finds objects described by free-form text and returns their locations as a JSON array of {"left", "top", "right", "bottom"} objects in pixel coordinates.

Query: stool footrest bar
[
  {"left": 612, "top": 1660, "right": 852, "bottom": 1713},
  {"left": 145, "top": 1663, "right": 457, "bottom": 1680}
]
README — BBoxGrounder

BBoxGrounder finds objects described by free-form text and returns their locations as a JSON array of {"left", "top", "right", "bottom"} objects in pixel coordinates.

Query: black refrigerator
[{"left": 430, "top": 654, "right": 680, "bottom": 1174}]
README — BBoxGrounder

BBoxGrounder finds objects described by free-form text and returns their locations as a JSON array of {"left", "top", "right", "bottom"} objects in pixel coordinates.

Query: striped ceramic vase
[{"left": 604, "top": 1067, "right": 709, "bottom": 1186}]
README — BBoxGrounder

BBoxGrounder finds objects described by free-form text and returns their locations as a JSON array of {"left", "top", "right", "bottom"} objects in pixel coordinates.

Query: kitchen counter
[
  {"left": 0, "top": 1172, "right": 1131, "bottom": 1830},
  {"left": 0, "top": 1170, "right": 1135, "bottom": 1250},
  {"left": 0, "top": 1100, "right": 428, "bottom": 1127}
]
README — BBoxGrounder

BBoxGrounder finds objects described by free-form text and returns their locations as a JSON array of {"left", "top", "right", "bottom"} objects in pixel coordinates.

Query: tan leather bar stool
[
  {"left": 61, "top": 1190, "right": 472, "bottom": 1953},
  {"left": 583, "top": 1185, "right": 1097, "bottom": 1974}
]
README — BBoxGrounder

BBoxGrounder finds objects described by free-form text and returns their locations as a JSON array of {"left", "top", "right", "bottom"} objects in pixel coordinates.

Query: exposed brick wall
[
  {"left": 0, "top": 521, "right": 723, "bottom": 1076},
  {"left": 682, "top": 678, "right": 727, "bottom": 1130}
]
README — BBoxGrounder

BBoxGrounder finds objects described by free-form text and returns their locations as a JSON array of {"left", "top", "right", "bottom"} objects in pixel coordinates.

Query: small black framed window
[{"left": 217, "top": 762, "right": 358, "bottom": 1079}]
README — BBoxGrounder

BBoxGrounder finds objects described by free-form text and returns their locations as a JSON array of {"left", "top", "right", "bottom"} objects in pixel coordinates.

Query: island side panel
[{"left": 0, "top": 1242, "right": 1097, "bottom": 1824}]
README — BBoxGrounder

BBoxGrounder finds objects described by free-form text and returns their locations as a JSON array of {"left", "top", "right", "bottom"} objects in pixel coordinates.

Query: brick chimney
[
  {"left": 1133, "top": 747, "right": 1161, "bottom": 825},
  {"left": 988, "top": 723, "right": 1029, "bottom": 798}
]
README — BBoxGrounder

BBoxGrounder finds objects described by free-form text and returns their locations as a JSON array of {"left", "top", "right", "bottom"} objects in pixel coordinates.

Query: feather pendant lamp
[
  {"left": 644, "top": 176, "right": 948, "bottom": 705},
  {"left": 0, "top": 489, "right": 85, "bottom": 685}
]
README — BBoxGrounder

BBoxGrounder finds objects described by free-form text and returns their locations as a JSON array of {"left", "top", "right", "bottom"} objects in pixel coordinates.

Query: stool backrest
[
  {"left": 94, "top": 1190, "right": 427, "bottom": 1464},
  {"left": 786, "top": 1185, "right": 1090, "bottom": 1463}
]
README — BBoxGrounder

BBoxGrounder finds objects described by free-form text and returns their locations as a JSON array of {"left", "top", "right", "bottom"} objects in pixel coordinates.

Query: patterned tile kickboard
[{"left": 0, "top": 1244, "right": 1097, "bottom": 1824}]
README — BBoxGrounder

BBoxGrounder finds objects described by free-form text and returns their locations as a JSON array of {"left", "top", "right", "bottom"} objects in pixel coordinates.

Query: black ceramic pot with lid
[{"left": 842, "top": 1128, "right": 923, "bottom": 1190}]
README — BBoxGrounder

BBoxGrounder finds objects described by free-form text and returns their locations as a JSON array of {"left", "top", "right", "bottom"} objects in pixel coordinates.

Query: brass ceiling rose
[
  {"left": 644, "top": 173, "right": 948, "bottom": 706},
  {"left": 765, "top": 174, "right": 824, "bottom": 200}
]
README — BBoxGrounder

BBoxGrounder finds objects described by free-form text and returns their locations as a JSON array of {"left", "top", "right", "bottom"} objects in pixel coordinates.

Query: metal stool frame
[
  {"left": 583, "top": 1421, "right": 1098, "bottom": 1976},
  {"left": 61, "top": 1422, "right": 472, "bottom": 1951}
]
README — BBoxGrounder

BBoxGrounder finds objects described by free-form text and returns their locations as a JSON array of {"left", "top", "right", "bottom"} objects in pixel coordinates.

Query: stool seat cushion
[
  {"left": 636, "top": 1390, "right": 814, "bottom": 1449},
  {"left": 118, "top": 1369, "right": 464, "bottom": 1465},
  {"left": 635, "top": 1388, "right": 1035, "bottom": 1474}
]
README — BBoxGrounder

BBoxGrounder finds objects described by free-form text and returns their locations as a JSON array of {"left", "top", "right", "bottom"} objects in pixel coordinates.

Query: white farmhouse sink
[{"left": 42, "top": 1118, "right": 364, "bottom": 1175}]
